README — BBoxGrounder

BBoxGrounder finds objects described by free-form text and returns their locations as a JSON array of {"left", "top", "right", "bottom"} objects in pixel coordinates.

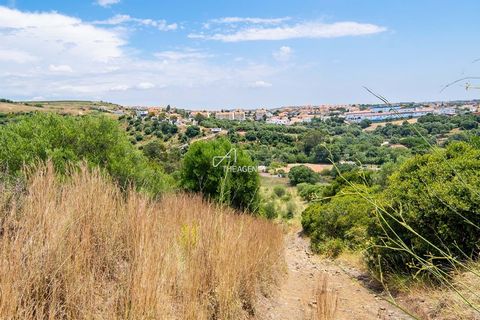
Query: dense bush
[
  {"left": 302, "top": 186, "right": 374, "bottom": 255},
  {"left": 288, "top": 165, "right": 319, "bottom": 185},
  {"left": 180, "top": 138, "right": 260, "bottom": 212},
  {"left": 185, "top": 125, "right": 201, "bottom": 138},
  {"left": 0, "top": 113, "right": 172, "bottom": 194},
  {"left": 367, "top": 142, "right": 480, "bottom": 274},
  {"left": 297, "top": 183, "right": 324, "bottom": 201}
]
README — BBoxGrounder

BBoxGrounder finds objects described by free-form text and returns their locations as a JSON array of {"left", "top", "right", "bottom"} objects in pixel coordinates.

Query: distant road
[{"left": 180, "top": 130, "right": 227, "bottom": 149}]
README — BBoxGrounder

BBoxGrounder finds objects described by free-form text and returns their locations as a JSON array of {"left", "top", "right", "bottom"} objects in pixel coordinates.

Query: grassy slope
[{"left": 0, "top": 100, "right": 123, "bottom": 115}]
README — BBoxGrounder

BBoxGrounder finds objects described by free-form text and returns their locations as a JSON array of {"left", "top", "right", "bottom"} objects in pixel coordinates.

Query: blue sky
[{"left": 0, "top": 0, "right": 479, "bottom": 109}]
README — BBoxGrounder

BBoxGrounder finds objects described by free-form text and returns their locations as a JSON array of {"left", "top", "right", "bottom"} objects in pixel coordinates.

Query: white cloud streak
[
  {"left": 93, "top": 14, "right": 177, "bottom": 31},
  {"left": 49, "top": 64, "right": 73, "bottom": 73},
  {"left": 190, "top": 21, "right": 386, "bottom": 42},
  {"left": 154, "top": 49, "right": 212, "bottom": 61},
  {"left": 273, "top": 46, "right": 292, "bottom": 62},
  {"left": 209, "top": 17, "right": 290, "bottom": 25},
  {"left": 248, "top": 80, "right": 272, "bottom": 88},
  {"left": 96, "top": 0, "right": 120, "bottom": 8}
]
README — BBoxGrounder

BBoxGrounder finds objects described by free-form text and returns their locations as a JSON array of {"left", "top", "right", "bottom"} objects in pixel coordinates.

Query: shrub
[
  {"left": 285, "top": 200, "right": 297, "bottom": 219},
  {"left": 0, "top": 113, "right": 172, "bottom": 194},
  {"left": 288, "top": 165, "right": 319, "bottom": 185},
  {"left": 302, "top": 185, "right": 374, "bottom": 254},
  {"left": 367, "top": 142, "right": 480, "bottom": 275},
  {"left": 180, "top": 138, "right": 260, "bottom": 212},
  {"left": 317, "top": 239, "right": 345, "bottom": 258},
  {"left": 297, "top": 183, "right": 324, "bottom": 201},
  {"left": 262, "top": 201, "right": 278, "bottom": 219},
  {"left": 185, "top": 125, "right": 201, "bottom": 138},
  {"left": 273, "top": 185, "right": 286, "bottom": 198}
]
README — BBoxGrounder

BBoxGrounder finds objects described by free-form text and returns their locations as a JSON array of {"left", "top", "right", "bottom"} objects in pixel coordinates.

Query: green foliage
[
  {"left": 0, "top": 113, "right": 172, "bottom": 194},
  {"left": 284, "top": 200, "right": 297, "bottom": 219},
  {"left": 297, "top": 183, "right": 324, "bottom": 201},
  {"left": 288, "top": 165, "right": 319, "bottom": 185},
  {"left": 367, "top": 142, "right": 480, "bottom": 274},
  {"left": 316, "top": 239, "right": 345, "bottom": 258},
  {"left": 359, "top": 119, "right": 372, "bottom": 129},
  {"left": 322, "top": 168, "right": 373, "bottom": 198},
  {"left": 185, "top": 125, "right": 201, "bottom": 138},
  {"left": 273, "top": 185, "right": 286, "bottom": 198},
  {"left": 302, "top": 186, "right": 374, "bottom": 255},
  {"left": 261, "top": 201, "right": 278, "bottom": 219},
  {"left": 180, "top": 138, "right": 260, "bottom": 212}
]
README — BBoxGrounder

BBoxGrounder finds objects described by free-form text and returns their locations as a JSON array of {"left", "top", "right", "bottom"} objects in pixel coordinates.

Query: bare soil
[{"left": 257, "top": 230, "right": 413, "bottom": 320}]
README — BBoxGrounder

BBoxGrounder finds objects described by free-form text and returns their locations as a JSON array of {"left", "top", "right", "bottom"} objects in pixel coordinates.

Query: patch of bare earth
[{"left": 257, "top": 230, "right": 413, "bottom": 320}]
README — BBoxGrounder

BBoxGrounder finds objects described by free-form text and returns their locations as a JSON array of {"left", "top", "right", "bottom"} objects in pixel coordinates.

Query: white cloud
[
  {"left": 0, "top": 6, "right": 287, "bottom": 106},
  {"left": 93, "top": 14, "right": 177, "bottom": 31},
  {"left": 0, "top": 49, "right": 37, "bottom": 63},
  {"left": 154, "top": 49, "right": 212, "bottom": 61},
  {"left": 96, "top": 0, "right": 120, "bottom": 8},
  {"left": 109, "top": 84, "right": 130, "bottom": 91},
  {"left": 249, "top": 80, "right": 273, "bottom": 88},
  {"left": 0, "top": 6, "right": 125, "bottom": 63},
  {"left": 136, "top": 82, "right": 155, "bottom": 90},
  {"left": 190, "top": 21, "right": 386, "bottom": 42},
  {"left": 273, "top": 46, "right": 292, "bottom": 62},
  {"left": 209, "top": 17, "right": 290, "bottom": 25},
  {"left": 49, "top": 64, "right": 73, "bottom": 73}
]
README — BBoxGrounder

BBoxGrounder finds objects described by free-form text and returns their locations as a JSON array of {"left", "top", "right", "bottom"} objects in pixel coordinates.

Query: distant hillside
[{"left": 0, "top": 99, "right": 123, "bottom": 115}]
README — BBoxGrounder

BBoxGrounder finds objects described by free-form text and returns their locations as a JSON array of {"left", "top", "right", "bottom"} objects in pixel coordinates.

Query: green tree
[
  {"left": 288, "top": 165, "right": 319, "bottom": 185},
  {"left": 180, "top": 139, "right": 260, "bottom": 212},
  {"left": 185, "top": 125, "right": 201, "bottom": 138}
]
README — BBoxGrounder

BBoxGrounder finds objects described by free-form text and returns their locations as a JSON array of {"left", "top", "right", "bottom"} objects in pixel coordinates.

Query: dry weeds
[{"left": 0, "top": 164, "right": 284, "bottom": 319}]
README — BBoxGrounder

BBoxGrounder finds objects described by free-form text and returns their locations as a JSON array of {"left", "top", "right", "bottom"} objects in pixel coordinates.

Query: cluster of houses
[
  {"left": 344, "top": 103, "right": 480, "bottom": 123},
  {"left": 344, "top": 106, "right": 458, "bottom": 123},
  {"left": 127, "top": 100, "right": 480, "bottom": 127}
]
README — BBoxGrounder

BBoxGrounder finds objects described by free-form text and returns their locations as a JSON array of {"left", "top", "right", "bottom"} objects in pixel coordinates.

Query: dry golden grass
[
  {"left": 400, "top": 266, "right": 480, "bottom": 320},
  {"left": 0, "top": 101, "right": 121, "bottom": 116},
  {"left": 0, "top": 164, "right": 284, "bottom": 319},
  {"left": 310, "top": 275, "right": 338, "bottom": 320}
]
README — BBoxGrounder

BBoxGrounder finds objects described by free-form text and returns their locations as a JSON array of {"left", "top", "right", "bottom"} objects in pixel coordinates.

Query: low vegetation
[
  {"left": 0, "top": 164, "right": 284, "bottom": 319},
  {"left": 0, "top": 113, "right": 173, "bottom": 194}
]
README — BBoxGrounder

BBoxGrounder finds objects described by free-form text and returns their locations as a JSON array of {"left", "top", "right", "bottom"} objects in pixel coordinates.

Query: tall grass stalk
[
  {"left": 0, "top": 163, "right": 284, "bottom": 319},
  {"left": 310, "top": 275, "right": 338, "bottom": 320}
]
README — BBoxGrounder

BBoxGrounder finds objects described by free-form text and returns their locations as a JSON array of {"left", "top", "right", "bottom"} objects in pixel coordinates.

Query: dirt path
[{"left": 258, "top": 230, "right": 412, "bottom": 320}]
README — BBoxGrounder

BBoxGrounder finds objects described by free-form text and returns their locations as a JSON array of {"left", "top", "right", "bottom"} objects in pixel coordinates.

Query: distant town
[{"left": 125, "top": 99, "right": 480, "bottom": 126}]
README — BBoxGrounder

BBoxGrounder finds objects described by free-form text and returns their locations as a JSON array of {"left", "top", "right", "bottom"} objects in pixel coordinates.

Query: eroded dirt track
[{"left": 257, "top": 230, "right": 412, "bottom": 320}]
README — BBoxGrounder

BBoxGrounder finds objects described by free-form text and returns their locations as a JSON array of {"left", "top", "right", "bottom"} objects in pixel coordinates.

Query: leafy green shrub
[
  {"left": 261, "top": 201, "right": 277, "bottom": 219},
  {"left": 367, "top": 142, "right": 480, "bottom": 274},
  {"left": 288, "top": 165, "right": 319, "bottom": 185},
  {"left": 0, "top": 113, "right": 172, "bottom": 194},
  {"left": 185, "top": 125, "right": 201, "bottom": 138},
  {"left": 297, "top": 183, "right": 324, "bottom": 201},
  {"left": 180, "top": 138, "right": 260, "bottom": 212},
  {"left": 302, "top": 185, "right": 374, "bottom": 254},
  {"left": 317, "top": 239, "right": 345, "bottom": 258}
]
